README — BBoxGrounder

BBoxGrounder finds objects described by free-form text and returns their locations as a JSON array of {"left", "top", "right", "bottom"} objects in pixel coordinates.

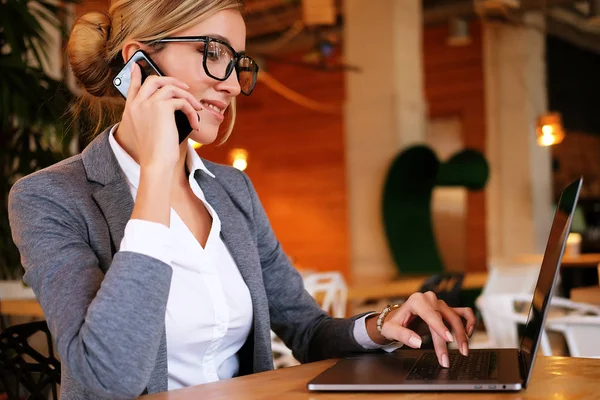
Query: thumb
[{"left": 381, "top": 320, "right": 423, "bottom": 349}]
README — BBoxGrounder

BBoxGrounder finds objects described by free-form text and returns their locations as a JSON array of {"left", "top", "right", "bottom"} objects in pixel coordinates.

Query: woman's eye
[{"left": 207, "top": 49, "right": 220, "bottom": 61}]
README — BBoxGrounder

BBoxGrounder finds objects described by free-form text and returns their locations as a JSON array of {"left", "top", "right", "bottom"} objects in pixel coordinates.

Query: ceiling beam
[
  {"left": 546, "top": 15, "right": 600, "bottom": 53},
  {"left": 246, "top": 0, "right": 600, "bottom": 56},
  {"left": 423, "top": 0, "right": 600, "bottom": 54},
  {"left": 423, "top": 0, "right": 580, "bottom": 25}
]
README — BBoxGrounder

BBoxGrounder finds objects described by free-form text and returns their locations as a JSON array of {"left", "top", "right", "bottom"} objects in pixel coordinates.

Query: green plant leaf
[{"left": 0, "top": 0, "right": 77, "bottom": 279}]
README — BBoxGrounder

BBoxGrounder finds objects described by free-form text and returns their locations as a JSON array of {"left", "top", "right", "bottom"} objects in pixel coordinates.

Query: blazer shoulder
[
  {"left": 10, "top": 154, "right": 89, "bottom": 200},
  {"left": 202, "top": 159, "right": 250, "bottom": 189}
]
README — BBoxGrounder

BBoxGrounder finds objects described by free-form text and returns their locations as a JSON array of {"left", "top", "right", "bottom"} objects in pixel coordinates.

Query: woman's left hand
[{"left": 369, "top": 291, "right": 477, "bottom": 368}]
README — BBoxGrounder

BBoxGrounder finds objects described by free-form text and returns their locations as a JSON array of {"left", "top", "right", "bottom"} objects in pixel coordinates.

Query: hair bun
[{"left": 67, "top": 12, "right": 116, "bottom": 97}]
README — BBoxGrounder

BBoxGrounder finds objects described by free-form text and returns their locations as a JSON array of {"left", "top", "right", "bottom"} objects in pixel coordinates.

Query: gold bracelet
[{"left": 376, "top": 304, "right": 402, "bottom": 334}]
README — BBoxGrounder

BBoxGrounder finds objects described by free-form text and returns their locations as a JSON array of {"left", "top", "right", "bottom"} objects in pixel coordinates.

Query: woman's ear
[{"left": 121, "top": 40, "right": 149, "bottom": 63}]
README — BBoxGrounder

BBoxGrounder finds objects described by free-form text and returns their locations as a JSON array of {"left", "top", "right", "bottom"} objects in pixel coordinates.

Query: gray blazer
[{"left": 8, "top": 128, "right": 371, "bottom": 400}]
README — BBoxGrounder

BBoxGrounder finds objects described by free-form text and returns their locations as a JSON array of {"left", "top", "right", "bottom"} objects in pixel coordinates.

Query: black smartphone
[{"left": 112, "top": 49, "right": 195, "bottom": 144}]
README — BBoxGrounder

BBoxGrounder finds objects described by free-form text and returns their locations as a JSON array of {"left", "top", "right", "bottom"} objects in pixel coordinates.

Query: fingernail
[
  {"left": 408, "top": 336, "right": 422, "bottom": 348},
  {"left": 468, "top": 325, "right": 474, "bottom": 337},
  {"left": 445, "top": 331, "right": 454, "bottom": 342},
  {"left": 461, "top": 342, "right": 469, "bottom": 357},
  {"left": 441, "top": 354, "right": 449, "bottom": 368},
  {"left": 184, "top": 82, "right": 190, "bottom": 89}
]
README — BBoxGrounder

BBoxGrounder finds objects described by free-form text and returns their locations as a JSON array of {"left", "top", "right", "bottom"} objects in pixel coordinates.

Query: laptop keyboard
[{"left": 406, "top": 351, "right": 498, "bottom": 381}]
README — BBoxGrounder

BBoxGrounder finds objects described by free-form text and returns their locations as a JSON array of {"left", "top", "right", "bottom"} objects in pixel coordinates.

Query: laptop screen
[{"left": 519, "top": 178, "right": 582, "bottom": 386}]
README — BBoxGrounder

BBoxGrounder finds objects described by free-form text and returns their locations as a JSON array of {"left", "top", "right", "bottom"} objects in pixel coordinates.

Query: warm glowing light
[
  {"left": 539, "top": 133, "right": 557, "bottom": 147},
  {"left": 541, "top": 125, "right": 553, "bottom": 135},
  {"left": 230, "top": 148, "right": 248, "bottom": 171},
  {"left": 189, "top": 139, "right": 202, "bottom": 150},
  {"left": 536, "top": 112, "right": 565, "bottom": 147},
  {"left": 233, "top": 158, "right": 248, "bottom": 171}
]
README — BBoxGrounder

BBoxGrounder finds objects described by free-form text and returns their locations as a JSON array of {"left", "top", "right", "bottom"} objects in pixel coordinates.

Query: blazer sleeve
[
  {"left": 8, "top": 175, "right": 172, "bottom": 399},
  {"left": 238, "top": 171, "right": 376, "bottom": 363}
]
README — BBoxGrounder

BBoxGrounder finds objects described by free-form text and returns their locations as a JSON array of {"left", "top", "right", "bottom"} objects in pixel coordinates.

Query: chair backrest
[
  {"left": 476, "top": 293, "right": 555, "bottom": 355},
  {"left": 548, "top": 315, "right": 600, "bottom": 358},
  {"left": 302, "top": 272, "right": 348, "bottom": 318},
  {"left": 475, "top": 263, "right": 540, "bottom": 349},
  {"left": 270, "top": 271, "right": 348, "bottom": 369},
  {"left": 0, "top": 321, "right": 60, "bottom": 400},
  {"left": 480, "top": 263, "right": 540, "bottom": 296},
  {"left": 476, "top": 293, "right": 530, "bottom": 349}
]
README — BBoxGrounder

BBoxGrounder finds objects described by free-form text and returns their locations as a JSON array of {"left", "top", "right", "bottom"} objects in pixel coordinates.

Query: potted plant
[{"left": 0, "top": 0, "right": 77, "bottom": 293}]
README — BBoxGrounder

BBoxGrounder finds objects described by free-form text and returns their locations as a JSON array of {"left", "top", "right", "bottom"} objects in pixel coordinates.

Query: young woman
[{"left": 8, "top": 1, "right": 476, "bottom": 399}]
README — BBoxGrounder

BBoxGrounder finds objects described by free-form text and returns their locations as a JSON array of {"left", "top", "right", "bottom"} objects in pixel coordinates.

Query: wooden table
[
  {"left": 0, "top": 299, "right": 43, "bottom": 318},
  {"left": 562, "top": 253, "right": 600, "bottom": 267},
  {"left": 348, "top": 272, "right": 489, "bottom": 302},
  {"left": 515, "top": 253, "right": 600, "bottom": 268},
  {"left": 140, "top": 356, "right": 600, "bottom": 399},
  {"left": 570, "top": 286, "right": 600, "bottom": 305}
]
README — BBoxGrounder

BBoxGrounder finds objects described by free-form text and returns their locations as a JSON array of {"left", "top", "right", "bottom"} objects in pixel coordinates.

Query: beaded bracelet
[{"left": 376, "top": 304, "right": 402, "bottom": 334}]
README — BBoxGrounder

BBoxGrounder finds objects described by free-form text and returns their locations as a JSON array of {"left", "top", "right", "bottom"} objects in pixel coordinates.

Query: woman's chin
[{"left": 189, "top": 129, "right": 218, "bottom": 146}]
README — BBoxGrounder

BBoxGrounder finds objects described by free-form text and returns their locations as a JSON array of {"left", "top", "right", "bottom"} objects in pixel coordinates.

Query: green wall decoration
[{"left": 382, "top": 145, "right": 489, "bottom": 275}]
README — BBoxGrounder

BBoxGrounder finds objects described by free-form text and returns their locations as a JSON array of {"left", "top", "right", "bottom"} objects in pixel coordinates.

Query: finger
[
  {"left": 151, "top": 85, "right": 203, "bottom": 111},
  {"left": 380, "top": 320, "right": 423, "bottom": 349},
  {"left": 430, "top": 326, "right": 450, "bottom": 368},
  {"left": 165, "top": 99, "right": 201, "bottom": 131},
  {"left": 127, "top": 62, "right": 143, "bottom": 100},
  {"left": 405, "top": 294, "right": 454, "bottom": 344},
  {"left": 438, "top": 301, "right": 469, "bottom": 357},
  {"left": 423, "top": 290, "right": 438, "bottom": 305},
  {"left": 453, "top": 307, "right": 477, "bottom": 338},
  {"left": 135, "top": 75, "right": 191, "bottom": 102}
]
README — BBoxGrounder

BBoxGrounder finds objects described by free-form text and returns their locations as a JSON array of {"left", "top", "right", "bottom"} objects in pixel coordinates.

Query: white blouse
[
  {"left": 109, "top": 125, "right": 252, "bottom": 389},
  {"left": 107, "top": 124, "right": 390, "bottom": 391}
]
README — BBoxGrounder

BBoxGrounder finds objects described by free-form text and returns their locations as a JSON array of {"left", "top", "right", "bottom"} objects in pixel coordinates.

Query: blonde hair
[{"left": 67, "top": 0, "right": 244, "bottom": 141}]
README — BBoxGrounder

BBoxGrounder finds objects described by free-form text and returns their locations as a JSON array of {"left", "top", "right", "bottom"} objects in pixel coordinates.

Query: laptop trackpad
[{"left": 315, "top": 355, "right": 417, "bottom": 384}]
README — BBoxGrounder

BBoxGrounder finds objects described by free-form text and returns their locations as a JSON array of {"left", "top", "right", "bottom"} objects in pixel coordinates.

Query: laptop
[{"left": 308, "top": 177, "right": 583, "bottom": 392}]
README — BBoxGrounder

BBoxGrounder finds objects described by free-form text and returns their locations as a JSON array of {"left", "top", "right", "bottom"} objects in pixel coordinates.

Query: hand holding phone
[{"left": 113, "top": 50, "right": 199, "bottom": 144}]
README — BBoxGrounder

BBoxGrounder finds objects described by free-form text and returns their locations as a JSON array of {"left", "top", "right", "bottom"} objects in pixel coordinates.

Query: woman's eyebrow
[
  {"left": 206, "top": 33, "right": 245, "bottom": 52},
  {"left": 207, "top": 34, "right": 231, "bottom": 45}
]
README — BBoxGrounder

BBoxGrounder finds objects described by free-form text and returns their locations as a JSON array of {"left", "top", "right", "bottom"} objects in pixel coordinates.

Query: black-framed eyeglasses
[{"left": 153, "top": 36, "right": 258, "bottom": 96}]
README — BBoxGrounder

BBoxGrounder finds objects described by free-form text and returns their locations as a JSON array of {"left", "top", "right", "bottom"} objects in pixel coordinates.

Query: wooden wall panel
[
  {"left": 552, "top": 132, "right": 600, "bottom": 200},
  {"left": 423, "top": 22, "right": 488, "bottom": 272},
  {"left": 198, "top": 60, "right": 350, "bottom": 279}
]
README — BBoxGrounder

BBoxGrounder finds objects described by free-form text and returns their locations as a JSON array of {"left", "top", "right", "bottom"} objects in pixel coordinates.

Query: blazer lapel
[
  {"left": 196, "top": 169, "right": 264, "bottom": 292},
  {"left": 196, "top": 169, "right": 274, "bottom": 372},
  {"left": 93, "top": 183, "right": 134, "bottom": 258},
  {"left": 81, "top": 128, "right": 134, "bottom": 258},
  {"left": 81, "top": 128, "right": 168, "bottom": 393}
]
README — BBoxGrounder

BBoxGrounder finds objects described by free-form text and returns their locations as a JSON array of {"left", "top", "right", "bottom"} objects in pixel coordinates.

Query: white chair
[
  {"left": 547, "top": 315, "right": 600, "bottom": 358},
  {"left": 542, "top": 263, "right": 600, "bottom": 358},
  {"left": 270, "top": 330, "right": 299, "bottom": 369},
  {"left": 475, "top": 292, "right": 600, "bottom": 356},
  {"left": 302, "top": 272, "right": 348, "bottom": 318},
  {"left": 471, "top": 263, "right": 540, "bottom": 349},
  {"left": 271, "top": 271, "right": 348, "bottom": 369}
]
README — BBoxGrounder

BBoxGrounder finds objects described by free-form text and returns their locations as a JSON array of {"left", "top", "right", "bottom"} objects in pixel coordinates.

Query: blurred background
[{"left": 3, "top": 0, "right": 600, "bottom": 395}]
